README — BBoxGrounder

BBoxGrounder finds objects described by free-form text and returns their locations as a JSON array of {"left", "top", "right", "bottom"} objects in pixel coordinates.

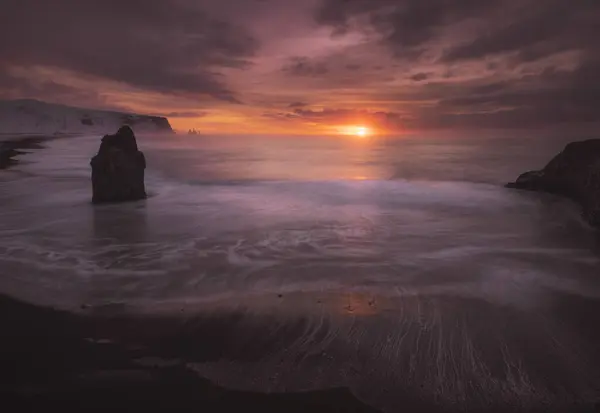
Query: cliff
[
  {"left": 507, "top": 139, "right": 600, "bottom": 228},
  {"left": 0, "top": 99, "right": 174, "bottom": 136}
]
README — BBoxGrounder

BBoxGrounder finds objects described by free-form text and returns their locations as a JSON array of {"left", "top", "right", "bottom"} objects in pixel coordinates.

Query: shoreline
[
  {"left": 0, "top": 293, "right": 381, "bottom": 413},
  {"left": 2, "top": 292, "right": 600, "bottom": 413},
  {"left": 0, "top": 132, "right": 95, "bottom": 170},
  {"left": 0, "top": 135, "right": 58, "bottom": 169}
]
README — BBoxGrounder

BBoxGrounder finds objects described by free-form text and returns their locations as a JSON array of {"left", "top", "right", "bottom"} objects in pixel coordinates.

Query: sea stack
[
  {"left": 90, "top": 125, "right": 147, "bottom": 204},
  {"left": 506, "top": 139, "right": 600, "bottom": 227}
]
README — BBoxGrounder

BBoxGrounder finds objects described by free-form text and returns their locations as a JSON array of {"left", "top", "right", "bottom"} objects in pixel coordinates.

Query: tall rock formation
[{"left": 90, "top": 126, "right": 147, "bottom": 204}]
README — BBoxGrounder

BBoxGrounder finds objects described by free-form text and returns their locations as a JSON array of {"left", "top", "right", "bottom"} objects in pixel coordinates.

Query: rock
[
  {"left": 0, "top": 136, "right": 46, "bottom": 169},
  {"left": 90, "top": 126, "right": 147, "bottom": 204},
  {"left": 0, "top": 145, "right": 19, "bottom": 169},
  {"left": 148, "top": 116, "right": 173, "bottom": 131},
  {"left": 505, "top": 170, "right": 545, "bottom": 191},
  {"left": 506, "top": 139, "right": 600, "bottom": 227}
]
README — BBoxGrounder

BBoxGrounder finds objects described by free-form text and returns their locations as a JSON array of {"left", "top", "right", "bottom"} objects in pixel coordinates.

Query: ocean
[{"left": 1, "top": 132, "right": 600, "bottom": 411}]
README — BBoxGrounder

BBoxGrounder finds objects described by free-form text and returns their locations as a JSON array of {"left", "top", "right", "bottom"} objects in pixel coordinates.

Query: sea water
[{"left": 1, "top": 132, "right": 599, "bottom": 410}]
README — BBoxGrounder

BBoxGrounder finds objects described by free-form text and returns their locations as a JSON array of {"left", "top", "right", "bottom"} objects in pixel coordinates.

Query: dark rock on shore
[
  {"left": 90, "top": 126, "right": 147, "bottom": 204},
  {"left": 0, "top": 146, "right": 19, "bottom": 169},
  {"left": 0, "top": 136, "right": 47, "bottom": 169},
  {"left": 507, "top": 139, "right": 600, "bottom": 227}
]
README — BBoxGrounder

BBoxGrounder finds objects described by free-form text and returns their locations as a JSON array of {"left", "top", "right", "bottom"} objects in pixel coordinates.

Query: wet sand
[
  {"left": 2, "top": 291, "right": 600, "bottom": 412},
  {"left": 0, "top": 293, "right": 380, "bottom": 413}
]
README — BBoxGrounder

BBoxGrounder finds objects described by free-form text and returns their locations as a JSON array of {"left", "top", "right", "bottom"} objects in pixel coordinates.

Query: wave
[{"left": 1, "top": 133, "right": 597, "bottom": 313}]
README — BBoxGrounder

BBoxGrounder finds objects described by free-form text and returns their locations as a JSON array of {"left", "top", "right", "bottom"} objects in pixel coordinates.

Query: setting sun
[
  {"left": 339, "top": 125, "right": 372, "bottom": 138},
  {"left": 355, "top": 126, "right": 369, "bottom": 137}
]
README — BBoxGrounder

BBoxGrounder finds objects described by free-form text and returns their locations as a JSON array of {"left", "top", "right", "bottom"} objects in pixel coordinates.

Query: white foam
[{"left": 1, "top": 133, "right": 598, "bottom": 311}]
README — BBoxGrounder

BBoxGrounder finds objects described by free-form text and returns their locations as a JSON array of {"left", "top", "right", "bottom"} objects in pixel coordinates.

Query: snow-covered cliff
[{"left": 0, "top": 99, "right": 174, "bottom": 136}]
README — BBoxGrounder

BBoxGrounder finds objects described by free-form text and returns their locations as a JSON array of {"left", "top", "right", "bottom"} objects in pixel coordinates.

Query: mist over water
[{"left": 1, "top": 132, "right": 600, "bottom": 410}]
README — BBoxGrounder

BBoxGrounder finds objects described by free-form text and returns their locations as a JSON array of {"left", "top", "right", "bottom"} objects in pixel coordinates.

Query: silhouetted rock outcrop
[
  {"left": 0, "top": 137, "right": 46, "bottom": 169},
  {"left": 507, "top": 139, "right": 600, "bottom": 227},
  {"left": 0, "top": 145, "right": 19, "bottom": 169},
  {"left": 149, "top": 116, "right": 172, "bottom": 131},
  {"left": 90, "top": 126, "right": 147, "bottom": 204}
]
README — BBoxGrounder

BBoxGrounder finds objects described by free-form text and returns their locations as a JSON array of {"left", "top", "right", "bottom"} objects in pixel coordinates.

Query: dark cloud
[
  {"left": 433, "top": 60, "right": 600, "bottom": 127},
  {"left": 315, "top": 0, "right": 600, "bottom": 129},
  {"left": 0, "top": 0, "right": 258, "bottom": 103},
  {"left": 282, "top": 57, "right": 329, "bottom": 77},
  {"left": 316, "top": 0, "right": 600, "bottom": 65},
  {"left": 410, "top": 72, "right": 430, "bottom": 82},
  {"left": 316, "top": 0, "right": 500, "bottom": 56},
  {"left": 442, "top": 0, "right": 600, "bottom": 63},
  {"left": 1, "top": 0, "right": 598, "bottom": 130},
  {"left": 0, "top": 70, "right": 108, "bottom": 109}
]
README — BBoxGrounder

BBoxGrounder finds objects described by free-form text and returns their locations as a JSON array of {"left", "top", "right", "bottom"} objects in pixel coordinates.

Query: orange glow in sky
[
  {"left": 338, "top": 125, "right": 373, "bottom": 138},
  {"left": 355, "top": 126, "right": 369, "bottom": 137}
]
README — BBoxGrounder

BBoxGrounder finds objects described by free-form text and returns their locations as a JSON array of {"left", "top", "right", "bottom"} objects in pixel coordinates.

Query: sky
[{"left": 0, "top": 0, "right": 599, "bottom": 134}]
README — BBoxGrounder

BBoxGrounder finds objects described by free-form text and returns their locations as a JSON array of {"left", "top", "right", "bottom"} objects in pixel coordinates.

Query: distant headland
[{"left": 0, "top": 99, "right": 174, "bottom": 136}]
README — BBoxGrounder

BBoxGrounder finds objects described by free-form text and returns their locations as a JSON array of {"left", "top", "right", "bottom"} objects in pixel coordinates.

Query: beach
[
  {"left": 0, "top": 293, "right": 381, "bottom": 412},
  {"left": 1, "top": 132, "right": 600, "bottom": 412}
]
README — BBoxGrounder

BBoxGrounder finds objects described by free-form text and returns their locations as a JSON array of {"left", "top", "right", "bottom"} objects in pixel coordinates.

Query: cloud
[
  {"left": 0, "top": 69, "right": 108, "bottom": 109},
  {"left": 263, "top": 107, "right": 408, "bottom": 132},
  {"left": 1, "top": 0, "right": 598, "bottom": 131},
  {"left": 165, "top": 111, "right": 208, "bottom": 118},
  {"left": 282, "top": 57, "right": 329, "bottom": 76},
  {"left": 288, "top": 101, "right": 308, "bottom": 108},
  {"left": 432, "top": 61, "right": 600, "bottom": 127},
  {"left": 0, "top": 0, "right": 259, "bottom": 104},
  {"left": 316, "top": 0, "right": 500, "bottom": 56},
  {"left": 261, "top": 111, "right": 302, "bottom": 123},
  {"left": 345, "top": 64, "right": 362, "bottom": 71},
  {"left": 313, "top": 0, "right": 600, "bottom": 129},
  {"left": 410, "top": 72, "right": 430, "bottom": 82},
  {"left": 442, "top": 0, "right": 600, "bottom": 63},
  {"left": 315, "top": 0, "right": 600, "bottom": 66}
]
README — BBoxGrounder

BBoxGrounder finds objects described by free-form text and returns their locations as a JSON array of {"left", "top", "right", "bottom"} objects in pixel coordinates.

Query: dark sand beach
[
  {"left": 0, "top": 293, "right": 382, "bottom": 412},
  {"left": 3, "top": 290, "right": 600, "bottom": 413}
]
